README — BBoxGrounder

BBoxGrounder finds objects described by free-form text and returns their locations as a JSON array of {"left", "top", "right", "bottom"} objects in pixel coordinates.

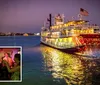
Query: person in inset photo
[
  {"left": 3, "top": 52, "right": 14, "bottom": 68},
  {"left": 3, "top": 53, "right": 20, "bottom": 80}
]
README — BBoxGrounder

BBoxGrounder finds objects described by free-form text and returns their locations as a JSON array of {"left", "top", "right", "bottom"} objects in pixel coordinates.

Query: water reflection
[
  {"left": 77, "top": 45, "right": 100, "bottom": 58},
  {"left": 40, "top": 44, "right": 100, "bottom": 85}
]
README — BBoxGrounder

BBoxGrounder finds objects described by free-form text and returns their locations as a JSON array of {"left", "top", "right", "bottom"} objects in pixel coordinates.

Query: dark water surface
[{"left": 0, "top": 36, "right": 100, "bottom": 85}]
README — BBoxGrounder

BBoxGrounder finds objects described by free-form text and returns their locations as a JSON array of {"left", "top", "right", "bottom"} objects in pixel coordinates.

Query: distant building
[
  {"left": 36, "top": 33, "right": 40, "bottom": 35},
  {"left": 34, "top": 33, "right": 40, "bottom": 36},
  {"left": 23, "top": 33, "right": 29, "bottom": 36}
]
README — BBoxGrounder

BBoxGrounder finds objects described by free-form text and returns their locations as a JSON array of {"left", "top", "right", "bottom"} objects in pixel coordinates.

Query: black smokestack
[{"left": 49, "top": 14, "right": 52, "bottom": 29}]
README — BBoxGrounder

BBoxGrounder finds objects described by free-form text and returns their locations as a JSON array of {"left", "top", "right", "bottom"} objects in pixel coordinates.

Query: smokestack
[{"left": 49, "top": 14, "right": 52, "bottom": 29}]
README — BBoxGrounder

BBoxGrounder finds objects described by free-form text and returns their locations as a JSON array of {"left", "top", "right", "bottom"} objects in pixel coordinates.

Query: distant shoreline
[{"left": 0, "top": 35, "right": 40, "bottom": 36}]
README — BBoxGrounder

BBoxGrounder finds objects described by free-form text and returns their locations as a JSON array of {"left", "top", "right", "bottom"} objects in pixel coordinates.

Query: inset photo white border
[{"left": 0, "top": 46, "right": 22, "bottom": 82}]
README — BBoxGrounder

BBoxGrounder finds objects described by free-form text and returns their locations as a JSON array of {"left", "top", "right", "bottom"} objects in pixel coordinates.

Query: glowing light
[
  {"left": 40, "top": 45, "right": 88, "bottom": 85},
  {"left": 18, "top": 51, "right": 21, "bottom": 54}
]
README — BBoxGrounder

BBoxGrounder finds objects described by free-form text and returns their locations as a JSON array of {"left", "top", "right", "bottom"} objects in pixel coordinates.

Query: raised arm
[{"left": 3, "top": 60, "right": 20, "bottom": 73}]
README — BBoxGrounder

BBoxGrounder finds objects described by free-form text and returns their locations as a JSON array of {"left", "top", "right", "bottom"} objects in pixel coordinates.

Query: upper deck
[{"left": 41, "top": 14, "right": 100, "bottom": 38}]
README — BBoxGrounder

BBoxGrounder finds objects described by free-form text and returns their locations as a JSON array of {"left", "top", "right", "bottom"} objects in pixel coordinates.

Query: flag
[{"left": 80, "top": 8, "right": 89, "bottom": 16}]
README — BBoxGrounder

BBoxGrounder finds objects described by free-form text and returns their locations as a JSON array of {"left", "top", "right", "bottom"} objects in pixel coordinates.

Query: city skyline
[{"left": 0, "top": 0, "right": 100, "bottom": 33}]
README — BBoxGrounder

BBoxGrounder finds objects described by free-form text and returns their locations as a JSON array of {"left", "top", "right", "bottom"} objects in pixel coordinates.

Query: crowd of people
[{"left": 0, "top": 52, "right": 20, "bottom": 80}]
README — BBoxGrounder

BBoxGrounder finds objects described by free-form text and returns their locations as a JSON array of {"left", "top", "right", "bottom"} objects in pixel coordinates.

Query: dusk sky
[{"left": 0, "top": 0, "right": 100, "bottom": 33}]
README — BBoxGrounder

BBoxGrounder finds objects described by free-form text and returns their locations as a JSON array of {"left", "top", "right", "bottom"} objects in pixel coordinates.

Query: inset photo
[{"left": 0, "top": 46, "right": 22, "bottom": 82}]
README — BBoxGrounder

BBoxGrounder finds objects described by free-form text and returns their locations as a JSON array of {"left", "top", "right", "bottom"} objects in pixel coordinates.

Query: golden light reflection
[{"left": 40, "top": 45, "right": 100, "bottom": 85}]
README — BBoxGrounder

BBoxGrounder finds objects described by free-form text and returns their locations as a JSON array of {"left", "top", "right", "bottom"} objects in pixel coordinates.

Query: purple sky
[{"left": 0, "top": 0, "right": 100, "bottom": 33}]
